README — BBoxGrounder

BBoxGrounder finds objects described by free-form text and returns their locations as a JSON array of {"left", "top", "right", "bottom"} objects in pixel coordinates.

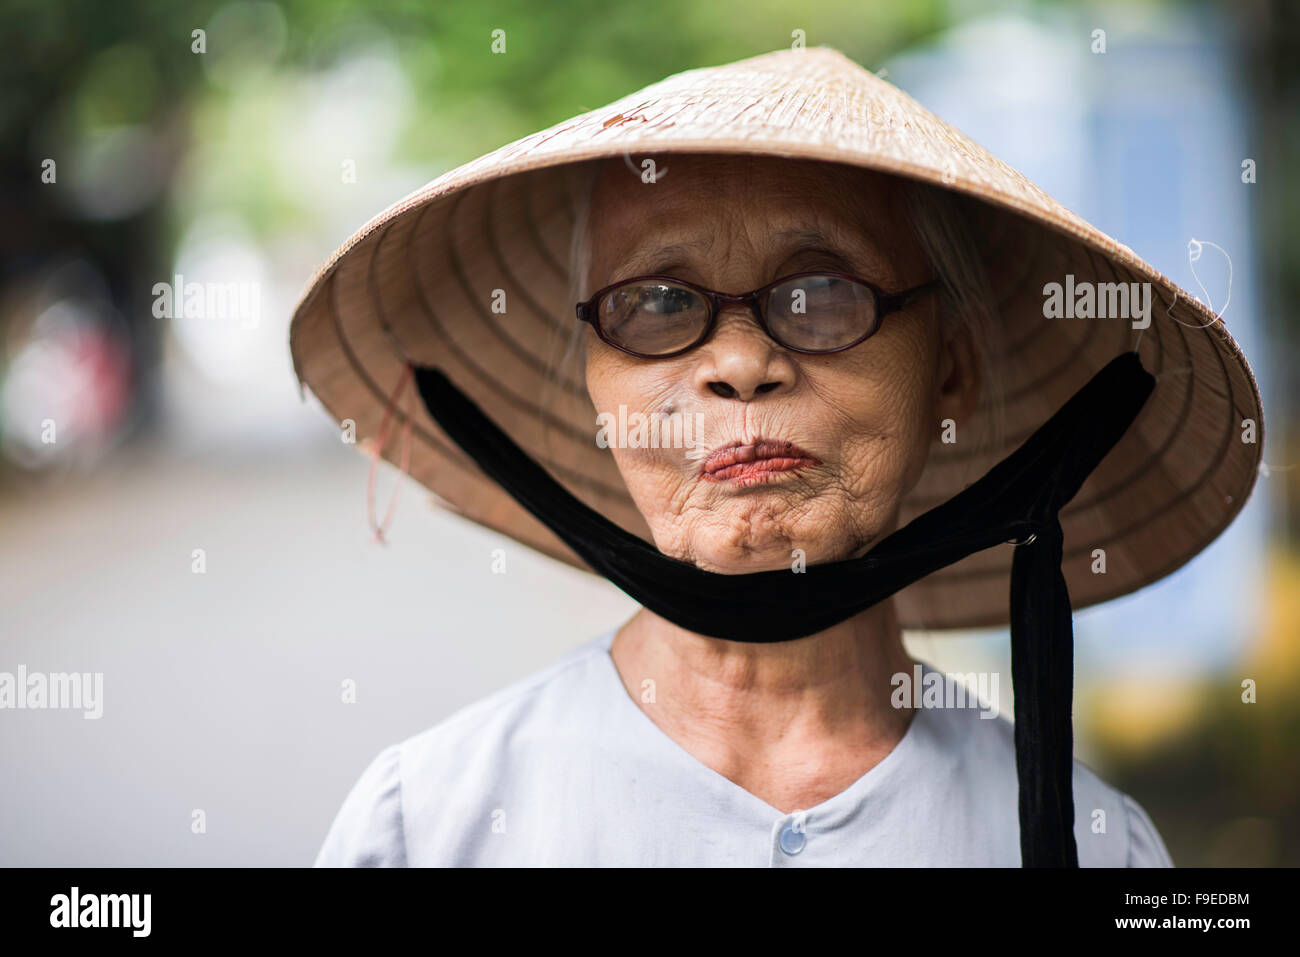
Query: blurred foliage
[{"left": 0, "top": 0, "right": 947, "bottom": 221}]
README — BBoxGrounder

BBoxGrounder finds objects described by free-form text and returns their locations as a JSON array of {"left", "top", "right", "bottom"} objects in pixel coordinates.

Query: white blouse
[{"left": 315, "top": 628, "right": 1173, "bottom": 867}]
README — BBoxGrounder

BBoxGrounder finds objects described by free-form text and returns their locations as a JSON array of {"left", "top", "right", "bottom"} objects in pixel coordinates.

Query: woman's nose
[{"left": 693, "top": 307, "right": 795, "bottom": 401}]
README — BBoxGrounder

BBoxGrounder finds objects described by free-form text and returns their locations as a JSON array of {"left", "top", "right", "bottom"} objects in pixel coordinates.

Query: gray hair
[{"left": 896, "top": 176, "right": 1006, "bottom": 461}]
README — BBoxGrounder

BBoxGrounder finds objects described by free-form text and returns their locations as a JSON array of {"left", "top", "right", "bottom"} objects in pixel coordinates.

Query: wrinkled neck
[{"left": 609, "top": 597, "right": 915, "bottom": 812}]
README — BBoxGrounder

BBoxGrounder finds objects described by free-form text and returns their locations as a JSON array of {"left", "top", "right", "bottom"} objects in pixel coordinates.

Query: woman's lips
[{"left": 701, "top": 440, "right": 822, "bottom": 483}]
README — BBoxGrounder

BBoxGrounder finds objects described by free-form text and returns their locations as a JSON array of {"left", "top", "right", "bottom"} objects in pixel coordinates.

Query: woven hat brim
[{"left": 289, "top": 46, "right": 1263, "bottom": 630}]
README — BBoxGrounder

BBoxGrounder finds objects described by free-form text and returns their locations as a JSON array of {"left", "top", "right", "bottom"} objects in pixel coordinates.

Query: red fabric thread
[{"left": 366, "top": 364, "right": 414, "bottom": 545}]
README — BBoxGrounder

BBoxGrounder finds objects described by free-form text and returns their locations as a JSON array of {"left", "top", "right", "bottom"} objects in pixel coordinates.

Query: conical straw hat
[{"left": 289, "top": 45, "right": 1262, "bottom": 630}]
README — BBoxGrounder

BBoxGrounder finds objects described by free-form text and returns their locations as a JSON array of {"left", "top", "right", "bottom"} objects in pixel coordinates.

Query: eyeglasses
[{"left": 575, "top": 271, "right": 940, "bottom": 359}]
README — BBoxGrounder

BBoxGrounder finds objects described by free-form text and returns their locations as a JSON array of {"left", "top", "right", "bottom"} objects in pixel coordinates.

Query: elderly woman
[{"left": 294, "top": 48, "right": 1262, "bottom": 867}]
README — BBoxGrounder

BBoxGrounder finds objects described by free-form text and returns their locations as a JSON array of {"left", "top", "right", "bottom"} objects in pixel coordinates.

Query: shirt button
[{"left": 778, "top": 820, "right": 806, "bottom": 855}]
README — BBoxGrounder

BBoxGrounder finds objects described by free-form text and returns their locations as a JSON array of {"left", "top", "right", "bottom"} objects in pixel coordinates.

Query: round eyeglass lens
[
  {"left": 764, "top": 275, "right": 878, "bottom": 352},
  {"left": 599, "top": 280, "right": 711, "bottom": 355}
]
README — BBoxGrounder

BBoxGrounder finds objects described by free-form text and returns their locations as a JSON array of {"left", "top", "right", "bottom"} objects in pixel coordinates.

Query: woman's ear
[{"left": 934, "top": 319, "right": 982, "bottom": 428}]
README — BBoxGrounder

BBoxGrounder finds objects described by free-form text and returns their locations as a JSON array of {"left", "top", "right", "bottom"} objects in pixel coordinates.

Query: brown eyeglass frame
[{"left": 575, "top": 270, "right": 941, "bottom": 359}]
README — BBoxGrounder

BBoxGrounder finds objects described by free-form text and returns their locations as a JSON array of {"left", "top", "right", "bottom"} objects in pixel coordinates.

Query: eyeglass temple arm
[{"left": 879, "top": 277, "right": 942, "bottom": 315}]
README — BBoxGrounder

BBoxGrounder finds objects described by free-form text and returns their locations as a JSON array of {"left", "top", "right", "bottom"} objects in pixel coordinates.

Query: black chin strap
[{"left": 411, "top": 352, "right": 1154, "bottom": 867}]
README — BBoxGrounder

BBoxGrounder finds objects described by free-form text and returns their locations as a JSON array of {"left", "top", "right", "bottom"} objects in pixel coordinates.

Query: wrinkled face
[{"left": 582, "top": 155, "right": 979, "bottom": 573}]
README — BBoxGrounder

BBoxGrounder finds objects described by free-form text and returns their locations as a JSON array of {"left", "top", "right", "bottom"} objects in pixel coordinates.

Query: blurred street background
[{"left": 1, "top": 0, "right": 1296, "bottom": 866}]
